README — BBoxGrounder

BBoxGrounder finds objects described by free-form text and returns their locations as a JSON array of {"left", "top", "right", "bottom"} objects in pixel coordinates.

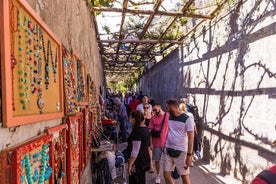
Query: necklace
[
  {"left": 21, "top": 143, "right": 52, "bottom": 184},
  {"left": 45, "top": 40, "right": 52, "bottom": 89},
  {"left": 52, "top": 47, "right": 58, "bottom": 82},
  {"left": 10, "top": 0, "right": 18, "bottom": 110},
  {"left": 37, "top": 27, "right": 45, "bottom": 113}
]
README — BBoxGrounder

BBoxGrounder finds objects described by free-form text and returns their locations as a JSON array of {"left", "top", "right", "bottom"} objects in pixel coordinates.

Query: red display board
[
  {"left": 82, "top": 108, "right": 93, "bottom": 166},
  {"left": 46, "top": 124, "right": 67, "bottom": 184},
  {"left": 0, "top": 135, "right": 54, "bottom": 184},
  {"left": 66, "top": 114, "right": 83, "bottom": 184}
]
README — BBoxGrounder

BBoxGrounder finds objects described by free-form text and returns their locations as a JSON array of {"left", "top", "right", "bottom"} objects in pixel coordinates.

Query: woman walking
[{"left": 127, "top": 110, "right": 151, "bottom": 184}]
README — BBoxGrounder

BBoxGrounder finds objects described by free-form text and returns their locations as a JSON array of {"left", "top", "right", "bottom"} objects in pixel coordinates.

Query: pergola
[{"left": 86, "top": 0, "right": 229, "bottom": 81}]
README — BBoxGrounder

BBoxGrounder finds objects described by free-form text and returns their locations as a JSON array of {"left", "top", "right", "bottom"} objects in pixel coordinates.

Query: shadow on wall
[
  {"left": 140, "top": 0, "right": 276, "bottom": 182},
  {"left": 192, "top": 0, "right": 276, "bottom": 182}
]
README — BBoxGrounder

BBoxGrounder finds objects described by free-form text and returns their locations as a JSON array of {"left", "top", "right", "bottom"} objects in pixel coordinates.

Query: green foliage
[
  {"left": 186, "top": 5, "right": 196, "bottom": 14},
  {"left": 107, "top": 81, "right": 127, "bottom": 93},
  {"left": 93, "top": 0, "right": 115, "bottom": 7},
  {"left": 106, "top": 72, "right": 140, "bottom": 92},
  {"left": 179, "top": 17, "right": 188, "bottom": 26},
  {"left": 103, "top": 25, "right": 111, "bottom": 34},
  {"left": 228, "top": 0, "right": 235, "bottom": 5}
]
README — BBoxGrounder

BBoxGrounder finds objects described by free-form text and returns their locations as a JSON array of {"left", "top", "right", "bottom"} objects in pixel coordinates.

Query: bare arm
[
  {"left": 128, "top": 141, "right": 141, "bottom": 175},
  {"left": 186, "top": 130, "right": 194, "bottom": 167}
]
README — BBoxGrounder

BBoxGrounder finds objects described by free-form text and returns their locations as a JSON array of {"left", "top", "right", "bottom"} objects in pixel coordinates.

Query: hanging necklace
[
  {"left": 10, "top": 0, "right": 18, "bottom": 110},
  {"left": 21, "top": 144, "right": 52, "bottom": 184},
  {"left": 32, "top": 24, "right": 39, "bottom": 94},
  {"left": 45, "top": 40, "right": 52, "bottom": 89},
  {"left": 52, "top": 47, "right": 58, "bottom": 83},
  {"left": 37, "top": 27, "right": 45, "bottom": 113}
]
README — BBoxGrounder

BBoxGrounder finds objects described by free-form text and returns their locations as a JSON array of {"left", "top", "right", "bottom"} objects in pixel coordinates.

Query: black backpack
[{"left": 189, "top": 105, "right": 200, "bottom": 125}]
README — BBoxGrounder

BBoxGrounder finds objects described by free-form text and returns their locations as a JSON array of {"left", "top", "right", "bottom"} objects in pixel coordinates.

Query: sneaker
[
  {"left": 155, "top": 175, "right": 161, "bottom": 183},
  {"left": 195, "top": 151, "right": 201, "bottom": 159}
]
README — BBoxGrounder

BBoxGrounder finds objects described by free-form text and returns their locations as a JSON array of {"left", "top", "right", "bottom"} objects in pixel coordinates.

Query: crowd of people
[
  {"left": 103, "top": 91, "right": 274, "bottom": 184},
  {"left": 105, "top": 90, "right": 197, "bottom": 184}
]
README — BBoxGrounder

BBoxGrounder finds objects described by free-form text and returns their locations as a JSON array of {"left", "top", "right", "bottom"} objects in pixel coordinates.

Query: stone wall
[
  {"left": 0, "top": 0, "right": 103, "bottom": 182},
  {"left": 140, "top": 0, "right": 276, "bottom": 183}
]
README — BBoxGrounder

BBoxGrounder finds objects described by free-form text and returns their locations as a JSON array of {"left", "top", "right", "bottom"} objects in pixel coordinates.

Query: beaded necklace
[
  {"left": 37, "top": 27, "right": 45, "bottom": 113},
  {"left": 45, "top": 40, "right": 52, "bottom": 89},
  {"left": 10, "top": 0, "right": 19, "bottom": 110},
  {"left": 32, "top": 24, "right": 39, "bottom": 94},
  {"left": 52, "top": 47, "right": 58, "bottom": 83},
  {"left": 53, "top": 133, "right": 66, "bottom": 183},
  {"left": 17, "top": 12, "right": 31, "bottom": 110},
  {"left": 21, "top": 144, "right": 52, "bottom": 184}
]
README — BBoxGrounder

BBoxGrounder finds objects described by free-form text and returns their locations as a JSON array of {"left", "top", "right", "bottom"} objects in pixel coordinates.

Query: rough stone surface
[{"left": 140, "top": 1, "right": 276, "bottom": 183}]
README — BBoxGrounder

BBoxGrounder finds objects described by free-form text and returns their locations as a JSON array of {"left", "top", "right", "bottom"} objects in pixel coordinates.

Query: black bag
[
  {"left": 150, "top": 129, "right": 161, "bottom": 137},
  {"left": 167, "top": 148, "right": 181, "bottom": 157},
  {"left": 150, "top": 113, "right": 166, "bottom": 138},
  {"left": 171, "top": 167, "right": 180, "bottom": 179}
]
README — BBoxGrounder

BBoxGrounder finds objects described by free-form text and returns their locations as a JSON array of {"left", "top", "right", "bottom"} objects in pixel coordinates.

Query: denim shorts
[{"left": 152, "top": 147, "right": 164, "bottom": 161}]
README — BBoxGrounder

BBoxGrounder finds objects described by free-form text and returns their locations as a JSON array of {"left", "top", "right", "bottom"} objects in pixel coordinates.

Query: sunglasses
[
  {"left": 152, "top": 109, "right": 157, "bottom": 112},
  {"left": 144, "top": 106, "right": 149, "bottom": 109}
]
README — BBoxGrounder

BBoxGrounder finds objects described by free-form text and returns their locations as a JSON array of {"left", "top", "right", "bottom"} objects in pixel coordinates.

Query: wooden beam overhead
[
  {"left": 91, "top": 7, "right": 213, "bottom": 19},
  {"left": 137, "top": 0, "right": 195, "bottom": 63},
  {"left": 86, "top": 0, "right": 228, "bottom": 81},
  {"left": 98, "top": 39, "right": 182, "bottom": 44},
  {"left": 103, "top": 51, "right": 161, "bottom": 56},
  {"left": 115, "top": 0, "right": 129, "bottom": 61}
]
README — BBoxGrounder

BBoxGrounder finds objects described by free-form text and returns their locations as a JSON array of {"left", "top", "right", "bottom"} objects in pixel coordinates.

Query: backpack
[
  {"left": 189, "top": 105, "right": 200, "bottom": 125},
  {"left": 188, "top": 104, "right": 202, "bottom": 159}
]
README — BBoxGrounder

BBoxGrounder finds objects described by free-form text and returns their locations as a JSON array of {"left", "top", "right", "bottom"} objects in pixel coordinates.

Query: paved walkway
[{"left": 117, "top": 142, "right": 225, "bottom": 184}]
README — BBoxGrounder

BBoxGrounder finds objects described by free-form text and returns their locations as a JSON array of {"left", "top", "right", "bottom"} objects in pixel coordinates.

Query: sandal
[{"left": 149, "top": 167, "right": 155, "bottom": 173}]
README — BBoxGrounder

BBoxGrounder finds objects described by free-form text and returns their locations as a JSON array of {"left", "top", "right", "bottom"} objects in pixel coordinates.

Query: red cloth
[
  {"left": 129, "top": 99, "right": 140, "bottom": 112},
  {"left": 251, "top": 165, "right": 276, "bottom": 184}
]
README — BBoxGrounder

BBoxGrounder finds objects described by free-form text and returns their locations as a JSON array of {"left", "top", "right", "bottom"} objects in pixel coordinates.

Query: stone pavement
[{"left": 116, "top": 142, "right": 226, "bottom": 184}]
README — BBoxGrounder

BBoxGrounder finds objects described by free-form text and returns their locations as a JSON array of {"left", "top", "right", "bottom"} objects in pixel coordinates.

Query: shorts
[
  {"left": 152, "top": 147, "right": 164, "bottom": 161},
  {"left": 163, "top": 149, "right": 190, "bottom": 175}
]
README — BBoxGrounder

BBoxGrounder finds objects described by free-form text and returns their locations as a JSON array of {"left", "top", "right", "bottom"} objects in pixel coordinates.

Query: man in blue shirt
[{"left": 114, "top": 97, "right": 128, "bottom": 142}]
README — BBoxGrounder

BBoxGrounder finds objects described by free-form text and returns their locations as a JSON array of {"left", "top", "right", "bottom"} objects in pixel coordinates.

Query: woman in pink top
[{"left": 148, "top": 103, "right": 169, "bottom": 183}]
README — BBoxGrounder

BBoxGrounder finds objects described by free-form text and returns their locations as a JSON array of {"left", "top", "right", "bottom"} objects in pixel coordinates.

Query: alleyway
[{"left": 115, "top": 142, "right": 236, "bottom": 184}]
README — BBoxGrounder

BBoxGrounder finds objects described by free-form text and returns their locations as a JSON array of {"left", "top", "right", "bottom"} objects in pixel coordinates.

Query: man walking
[
  {"left": 148, "top": 103, "right": 169, "bottom": 183},
  {"left": 114, "top": 97, "right": 128, "bottom": 142},
  {"left": 163, "top": 99, "right": 194, "bottom": 184}
]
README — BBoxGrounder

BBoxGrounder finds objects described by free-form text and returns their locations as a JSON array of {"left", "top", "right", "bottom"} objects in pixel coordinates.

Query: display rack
[
  {"left": 66, "top": 114, "right": 83, "bottom": 184},
  {"left": 46, "top": 124, "right": 67, "bottom": 184},
  {"left": 0, "top": 134, "right": 54, "bottom": 184},
  {"left": 76, "top": 57, "right": 88, "bottom": 106},
  {"left": 87, "top": 74, "right": 97, "bottom": 108},
  {"left": 0, "top": 0, "right": 64, "bottom": 127},
  {"left": 82, "top": 108, "right": 93, "bottom": 167},
  {"left": 62, "top": 49, "right": 78, "bottom": 115}
]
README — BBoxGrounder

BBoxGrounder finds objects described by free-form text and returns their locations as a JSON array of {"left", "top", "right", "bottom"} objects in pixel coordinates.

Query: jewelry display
[
  {"left": 0, "top": 135, "right": 54, "bottom": 183},
  {"left": 46, "top": 124, "right": 67, "bottom": 184},
  {"left": 63, "top": 49, "right": 78, "bottom": 114},
  {"left": 3, "top": 0, "right": 64, "bottom": 127},
  {"left": 66, "top": 115, "right": 83, "bottom": 184},
  {"left": 87, "top": 75, "right": 97, "bottom": 108},
  {"left": 82, "top": 108, "right": 93, "bottom": 166},
  {"left": 76, "top": 60, "right": 88, "bottom": 103}
]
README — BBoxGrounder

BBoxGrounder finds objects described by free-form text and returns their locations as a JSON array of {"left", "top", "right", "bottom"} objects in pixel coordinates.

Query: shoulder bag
[{"left": 150, "top": 112, "right": 166, "bottom": 138}]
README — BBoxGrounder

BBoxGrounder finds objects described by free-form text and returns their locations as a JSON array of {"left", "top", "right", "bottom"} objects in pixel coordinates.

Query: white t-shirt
[
  {"left": 136, "top": 103, "right": 152, "bottom": 114},
  {"left": 165, "top": 113, "right": 194, "bottom": 151}
]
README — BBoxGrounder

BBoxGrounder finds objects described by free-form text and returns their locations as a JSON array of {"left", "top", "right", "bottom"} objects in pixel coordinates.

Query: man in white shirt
[{"left": 163, "top": 99, "right": 194, "bottom": 184}]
